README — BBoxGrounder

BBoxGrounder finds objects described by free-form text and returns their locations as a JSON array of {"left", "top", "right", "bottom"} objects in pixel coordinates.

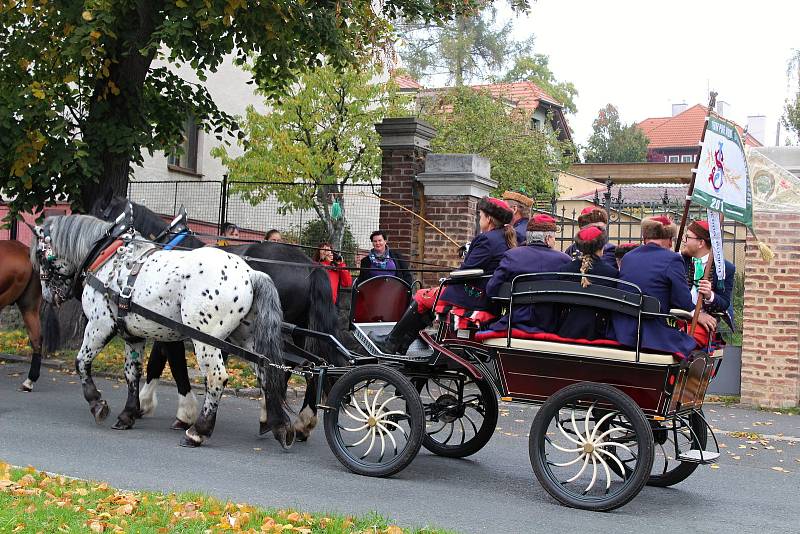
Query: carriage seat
[
  {"left": 477, "top": 273, "right": 687, "bottom": 365},
  {"left": 477, "top": 329, "right": 678, "bottom": 365}
]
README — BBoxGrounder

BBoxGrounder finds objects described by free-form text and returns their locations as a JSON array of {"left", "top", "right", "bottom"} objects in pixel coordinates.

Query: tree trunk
[{"left": 78, "top": 0, "right": 160, "bottom": 212}]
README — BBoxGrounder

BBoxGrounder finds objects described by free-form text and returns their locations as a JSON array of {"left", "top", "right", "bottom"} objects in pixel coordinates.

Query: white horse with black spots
[{"left": 31, "top": 214, "right": 294, "bottom": 448}]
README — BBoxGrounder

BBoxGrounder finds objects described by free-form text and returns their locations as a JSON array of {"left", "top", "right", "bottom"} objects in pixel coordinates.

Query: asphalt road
[{"left": 1, "top": 361, "right": 799, "bottom": 533}]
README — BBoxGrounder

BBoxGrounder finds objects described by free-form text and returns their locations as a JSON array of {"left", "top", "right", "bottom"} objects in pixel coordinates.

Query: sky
[{"left": 492, "top": 0, "right": 800, "bottom": 147}]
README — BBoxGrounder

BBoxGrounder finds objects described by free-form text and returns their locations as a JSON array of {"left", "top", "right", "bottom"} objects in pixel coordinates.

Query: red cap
[
  {"left": 527, "top": 213, "right": 558, "bottom": 232},
  {"left": 651, "top": 215, "right": 673, "bottom": 226},
  {"left": 577, "top": 225, "right": 603, "bottom": 241},
  {"left": 581, "top": 205, "right": 598, "bottom": 215}
]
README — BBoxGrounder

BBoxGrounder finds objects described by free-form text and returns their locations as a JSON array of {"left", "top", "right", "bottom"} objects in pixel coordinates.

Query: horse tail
[
  {"left": 40, "top": 301, "right": 61, "bottom": 355},
  {"left": 306, "top": 267, "right": 342, "bottom": 365},
  {"left": 248, "top": 270, "right": 286, "bottom": 400}
]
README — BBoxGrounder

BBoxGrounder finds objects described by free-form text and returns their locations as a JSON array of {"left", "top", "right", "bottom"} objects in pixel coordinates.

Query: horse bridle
[{"left": 36, "top": 210, "right": 133, "bottom": 303}]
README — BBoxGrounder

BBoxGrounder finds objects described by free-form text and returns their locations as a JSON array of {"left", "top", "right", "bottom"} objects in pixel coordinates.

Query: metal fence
[{"left": 126, "top": 178, "right": 382, "bottom": 254}]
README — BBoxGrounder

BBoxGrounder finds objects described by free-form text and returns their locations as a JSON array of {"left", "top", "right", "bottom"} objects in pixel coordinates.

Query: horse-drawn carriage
[
  {"left": 334, "top": 271, "right": 721, "bottom": 511},
  {"left": 31, "top": 206, "right": 722, "bottom": 512}
]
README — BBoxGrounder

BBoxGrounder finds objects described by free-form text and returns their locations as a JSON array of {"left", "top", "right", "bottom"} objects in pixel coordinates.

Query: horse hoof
[
  {"left": 179, "top": 436, "right": 202, "bottom": 448},
  {"left": 274, "top": 426, "right": 295, "bottom": 450},
  {"left": 259, "top": 421, "right": 270, "bottom": 436},
  {"left": 111, "top": 419, "right": 134, "bottom": 430},
  {"left": 91, "top": 400, "right": 110, "bottom": 423},
  {"left": 18, "top": 379, "right": 34, "bottom": 392},
  {"left": 171, "top": 418, "right": 191, "bottom": 431}
]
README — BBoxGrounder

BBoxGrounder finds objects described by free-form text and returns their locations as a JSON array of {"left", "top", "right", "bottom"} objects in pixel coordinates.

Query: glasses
[{"left": 683, "top": 235, "right": 702, "bottom": 242}]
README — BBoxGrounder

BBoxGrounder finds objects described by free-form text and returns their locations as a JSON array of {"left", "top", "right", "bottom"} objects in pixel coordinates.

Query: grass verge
[
  {"left": 0, "top": 329, "right": 297, "bottom": 390},
  {"left": 0, "top": 461, "right": 449, "bottom": 534}
]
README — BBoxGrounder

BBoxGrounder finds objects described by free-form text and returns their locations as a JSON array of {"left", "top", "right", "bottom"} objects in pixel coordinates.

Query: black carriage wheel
[
  {"left": 417, "top": 373, "right": 498, "bottom": 458},
  {"left": 647, "top": 409, "right": 708, "bottom": 487},
  {"left": 324, "top": 365, "right": 424, "bottom": 478},
  {"left": 529, "top": 382, "right": 654, "bottom": 512}
]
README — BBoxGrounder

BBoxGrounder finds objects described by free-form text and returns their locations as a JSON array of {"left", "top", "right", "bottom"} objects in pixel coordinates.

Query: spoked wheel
[
  {"left": 648, "top": 409, "right": 707, "bottom": 487},
  {"left": 324, "top": 365, "right": 424, "bottom": 477},
  {"left": 417, "top": 373, "right": 498, "bottom": 458},
  {"left": 529, "top": 382, "right": 654, "bottom": 512}
]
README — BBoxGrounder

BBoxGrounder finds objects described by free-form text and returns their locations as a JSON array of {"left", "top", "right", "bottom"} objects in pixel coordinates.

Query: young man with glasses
[{"left": 680, "top": 220, "right": 736, "bottom": 347}]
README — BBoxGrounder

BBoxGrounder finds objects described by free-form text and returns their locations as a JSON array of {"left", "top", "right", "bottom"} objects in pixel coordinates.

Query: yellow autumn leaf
[
  {"left": 90, "top": 30, "right": 101, "bottom": 39},
  {"left": 385, "top": 526, "right": 404, "bottom": 534},
  {"left": 82, "top": 10, "right": 93, "bottom": 21}
]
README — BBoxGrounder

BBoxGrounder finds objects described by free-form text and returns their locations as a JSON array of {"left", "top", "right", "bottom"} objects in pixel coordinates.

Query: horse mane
[{"left": 39, "top": 215, "right": 112, "bottom": 268}]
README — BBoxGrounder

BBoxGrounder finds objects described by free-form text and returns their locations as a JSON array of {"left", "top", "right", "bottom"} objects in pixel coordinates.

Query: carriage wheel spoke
[
  {"left": 595, "top": 451, "right": 613, "bottom": 490},
  {"left": 584, "top": 402, "right": 596, "bottom": 440},
  {"left": 566, "top": 454, "right": 590, "bottom": 482},
  {"left": 583, "top": 454, "right": 599, "bottom": 494},
  {"left": 463, "top": 412, "right": 479, "bottom": 436},
  {"left": 596, "top": 447, "right": 628, "bottom": 478},
  {"left": 338, "top": 423, "right": 369, "bottom": 432},
  {"left": 557, "top": 419, "right": 582, "bottom": 445},
  {"left": 442, "top": 421, "right": 454, "bottom": 445},
  {"left": 361, "top": 427, "right": 377, "bottom": 459},
  {"left": 427, "top": 422, "right": 447, "bottom": 436},
  {"left": 381, "top": 418, "right": 408, "bottom": 437},
  {"left": 377, "top": 422, "right": 398, "bottom": 456},
  {"left": 370, "top": 384, "right": 388, "bottom": 415},
  {"left": 458, "top": 417, "right": 466, "bottom": 445},
  {"left": 553, "top": 453, "right": 586, "bottom": 468},
  {"left": 589, "top": 410, "right": 619, "bottom": 442}
]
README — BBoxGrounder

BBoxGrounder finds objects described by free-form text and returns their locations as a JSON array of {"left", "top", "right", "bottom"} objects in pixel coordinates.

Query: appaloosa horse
[
  {"left": 0, "top": 240, "right": 44, "bottom": 392},
  {"left": 31, "top": 214, "right": 294, "bottom": 448},
  {"left": 92, "top": 195, "right": 343, "bottom": 441}
]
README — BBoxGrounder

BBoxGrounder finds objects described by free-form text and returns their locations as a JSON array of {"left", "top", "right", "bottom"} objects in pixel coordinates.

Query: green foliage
[
  {"left": 419, "top": 87, "right": 572, "bottom": 195},
  {"left": 214, "top": 64, "right": 399, "bottom": 250},
  {"left": 0, "top": 0, "right": 497, "bottom": 218},
  {"left": 301, "top": 218, "right": 358, "bottom": 266},
  {"left": 783, "top": 49, "right": 800, "bottom": 142},
  {"left": 499, "top": 53, "right": 578, "bottom": 114},
  {"left": 399, "top": 5, "right": 527, "bottom": 86},
  {"left": 583, "top": 104, "right": 649, "bottom": 163}
]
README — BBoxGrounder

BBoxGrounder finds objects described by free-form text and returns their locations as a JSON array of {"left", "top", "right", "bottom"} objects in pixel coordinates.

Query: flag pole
[
  {"left": 675, "top": 91, "right": 718, "bottom": 252},
  {"left": 689, "top": 212, "right": 723, "bottom": 336}
]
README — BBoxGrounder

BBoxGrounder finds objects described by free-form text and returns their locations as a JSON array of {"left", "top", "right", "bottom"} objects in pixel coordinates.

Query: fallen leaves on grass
[{"left": 1, "top": 461, "right": 436, "bottom": 533}]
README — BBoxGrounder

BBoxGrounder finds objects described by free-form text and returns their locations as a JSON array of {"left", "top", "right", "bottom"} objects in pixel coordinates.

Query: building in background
[{"left": 637, "top": 103, "right": 763, "bottom": 164}]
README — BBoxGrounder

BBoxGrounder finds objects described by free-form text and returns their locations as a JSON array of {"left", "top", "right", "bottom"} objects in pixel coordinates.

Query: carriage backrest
[
  {"left": 351, "top": 275, "right": 412, "bottom": 324},
  {"left": 496, "top": 272, "right": 660, "bottom": 317}
]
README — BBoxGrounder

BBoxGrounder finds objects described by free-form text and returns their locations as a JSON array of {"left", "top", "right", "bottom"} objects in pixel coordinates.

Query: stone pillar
[
  {"left": 375, "top": 118, "right": 436, "bottom": 265},
  {"left": 416, "top": 154, "right": 497, "bottom": 286},
  {"left": 740, "top": 211, "right": 800, "bottom": 408}
]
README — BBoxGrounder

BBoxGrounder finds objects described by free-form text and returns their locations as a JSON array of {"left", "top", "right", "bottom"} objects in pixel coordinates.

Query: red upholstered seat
[{"left": 475, "top": 328, "right": 623, "bottom": 347}]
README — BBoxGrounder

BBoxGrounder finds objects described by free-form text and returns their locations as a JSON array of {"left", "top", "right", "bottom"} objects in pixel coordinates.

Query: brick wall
[
  {"left": 378, "top": 148, "right": 426, "bottom": 261},
  {"left": 420, "top": 196, "right": 478, "bottom": 286},
  {"left": 741, "top": 211, "right": 800, "bottom": 408}
]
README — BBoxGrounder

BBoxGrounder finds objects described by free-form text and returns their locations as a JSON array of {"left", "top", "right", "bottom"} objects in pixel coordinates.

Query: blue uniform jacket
[
  {"left": 513, "top": 218, "right": 529, "bottom": 246},
  {"left": 564, "top": 242, "right": 618, "bottom": 271},
  {"left": 611, "top": 243, "right": 697, "bottom": 357},
  {"left": 682, "top": 255, "right": 736, "bottom": 329},
  {"left": 485, "top": 242, "right": 571, "bottom": 333},
  {"left": 440, "top": 228, "right": 510, "bottom": 310},
  {"left": 556, "top": 258, "right": 619, "bottom": 340}
]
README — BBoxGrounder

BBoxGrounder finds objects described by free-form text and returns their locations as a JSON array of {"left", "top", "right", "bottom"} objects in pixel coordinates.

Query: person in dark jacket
[
  {"left": 611, "top": 216, "right": 698, "bottom": 359},
  {"left": 484, "top": 214, "right": 571, "bottom": 334},
  {"left": 680, "top": 219, "right": 736, "bottom": 347},
  {"left": 354, "top": 230, "right": 414, "bottom": 286},
  {"left": 564, "top": 206, "right": 617, "bottom": 269},
  {"left": 370, "top": 197, "right": 515, "bottom": 355},
  {"left": 502, "top": 190, "right": 533, "bottom": 246},
  {"left": 556, "top": 225, "right": 619, "bottom": 340},
  {"left": 614, "top": 242, "right": 640, "bottom": 270}
]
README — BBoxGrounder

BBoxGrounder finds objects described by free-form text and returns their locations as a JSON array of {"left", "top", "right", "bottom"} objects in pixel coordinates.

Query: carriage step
[
  {"left": 677, "top": 449, "right": 720, "bottom": 464},
  {"left": 351, "top": 322, "right": 433, "bottom": 362}
]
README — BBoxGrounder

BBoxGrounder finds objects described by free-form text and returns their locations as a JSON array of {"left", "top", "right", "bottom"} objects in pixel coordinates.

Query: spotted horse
[{"left": 30, "top": 213, "right": 294, "bottom": 448}]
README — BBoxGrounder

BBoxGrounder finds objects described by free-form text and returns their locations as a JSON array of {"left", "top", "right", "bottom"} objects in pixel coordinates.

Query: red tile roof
[
  {"left": 393, "top": 73, "right": 422, "bottom": 90},
  {"left": 637, "top": 104, "right": 762, "bottom": 149},
  {"left": 468, "top": 81, "right": 560, "bottom": 110}
]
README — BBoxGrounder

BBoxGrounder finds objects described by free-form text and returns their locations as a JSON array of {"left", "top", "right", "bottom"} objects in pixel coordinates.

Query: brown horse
[{"left": 0, "top": 240, "right": 43, "bottom": 391}]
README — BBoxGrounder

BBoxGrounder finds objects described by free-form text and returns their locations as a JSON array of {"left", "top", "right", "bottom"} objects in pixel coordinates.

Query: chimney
[
  {"left": 747, "top": 115, "right": 766, "bottom": 145},
  {"left": 671, "top": 102, "right": 688, "bottom": 116},
  {"left": 715, "top": 100, "right": 729, "bottom": 117}
]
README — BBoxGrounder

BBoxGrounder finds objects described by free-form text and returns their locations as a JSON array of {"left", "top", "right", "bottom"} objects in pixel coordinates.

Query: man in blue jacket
[
  {"left": 680, "top": 219, "right": 736, "bottom": 347},
  {"left": 611, "top": 215, "right": 701, "bottom": 359},
  {"left": 502, "top": 190, "right": 533, "bottom": 246},
  {"left": 484, "top": 214, "right": 571, "bottom": 334}
]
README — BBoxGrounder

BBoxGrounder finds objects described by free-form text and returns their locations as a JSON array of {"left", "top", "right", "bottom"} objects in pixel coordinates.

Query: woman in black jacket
[
  {"left": 354, "top": 230, "right": 414, "bottom": 286},
  {"left": 556, "top": 225, "right": 619, "bottom": 340}
]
